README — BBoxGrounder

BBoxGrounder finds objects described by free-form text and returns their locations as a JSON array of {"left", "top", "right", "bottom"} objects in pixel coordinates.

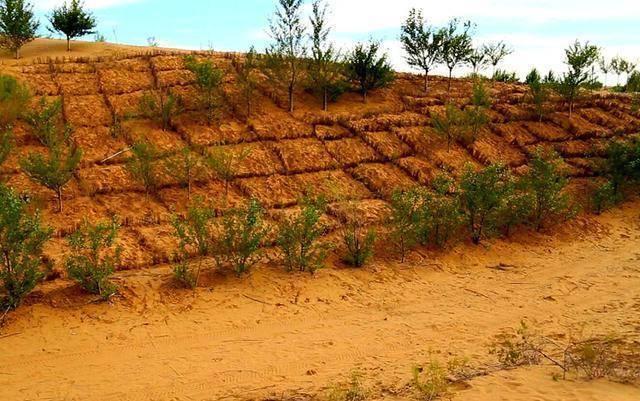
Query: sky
[{"left": 33, "top": 0, "right": 640, "bottom": 84}]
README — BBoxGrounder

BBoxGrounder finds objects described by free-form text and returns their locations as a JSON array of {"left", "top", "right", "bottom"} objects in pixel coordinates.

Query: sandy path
[{"left": 1, "top": 203, "right": 639, "bottom": 400}]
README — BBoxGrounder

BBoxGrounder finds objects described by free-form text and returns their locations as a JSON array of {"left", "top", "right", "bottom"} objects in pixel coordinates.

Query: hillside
[{"left": 1, "top": 43, "right": 639, "bottom": 274}]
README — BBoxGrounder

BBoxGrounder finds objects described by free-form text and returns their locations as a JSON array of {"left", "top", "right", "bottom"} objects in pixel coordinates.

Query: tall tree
[
  {"left": 400, "top": 8, "right": 442, "bottom": 92},
  {"left": 439, "top": 19, "right": 473, "bottom": 92},
  {"left": 346, "top": 41, "right": 394, "bottom": 103},
  {"left": 0, "top": 0, "right": 39, "bottom": 59},
  {"left": 265, "top": 0, "right": 306, "bottom": 113},
  {"left": 483, "top": 41, "right": 513, "bottom": 77},
  {"left": 48, "top": 0, "right": 96, "bottom": 52},
  {"left": 557, "top": 40, "right": 599, "bottom": 118},
  {"left": 308, "top": 0, "right": 344, "bottom": 111}
]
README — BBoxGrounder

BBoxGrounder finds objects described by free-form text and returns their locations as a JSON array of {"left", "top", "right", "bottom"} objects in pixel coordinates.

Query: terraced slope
[{"left": 1, "top": 52, "right": 639, "bottom": 271}]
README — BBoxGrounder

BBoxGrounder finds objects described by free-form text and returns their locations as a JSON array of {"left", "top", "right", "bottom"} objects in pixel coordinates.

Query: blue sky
[{"left": 34, "top": 0, "right": 640, "bottom": 83}]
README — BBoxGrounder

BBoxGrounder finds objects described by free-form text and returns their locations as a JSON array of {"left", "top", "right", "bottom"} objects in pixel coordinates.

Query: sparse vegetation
[
  {"left": 326, "top": 371, "right": 368, "bottom": 401},
  {"left": 491, "top": 69, "right": 519, "bottom": 83},
  {"left": 525, "top": 68, "right": 550, "bottom": 122},
  {"left": 412, "top": 357, "right": 470, "bottom": 401},
  {"left": 556, "top": 40, "right": 600, "bottom": 118},
  {"left": 388, "top": 189, "right": 421, "bottom": 262},
  {"left": 214, "top": 198, "right": 268, "bottom": 276},
  {"left": 163, "top": 145, "right": 205, "bottom": 200},
  {"left": 235, "top": 46, "right": 259, "bottom": 119},
  {"left": 126, "top": 140, "right": 161, "bottom": 196},
  {"left": 346, "top": 41, "right": 394, "bottom": 103},
  {"left": 65, "top": 218, "right": 121, "bottom": 299},
  {"left": 400, "top": 8, "right": 442, "bottom": 92},
  {"left": 138, "top": 90, "right": 181, "bottom": 131},
  {"left": 206, "top": 146, "right": 250, "bottom": 202},
  {"left": 0, "top": 0, "right": 39, "bottom": 59},
  {"left": 0, "top": 74, "right": 30, "bottom": 129},
  {"left": 0, "top": 128, "right": 11, "bottom": 173},
  {"left": 341, "top": 203, "right": 375, "bottom": 268},
  {"left": 25, "top": 98, "right": 71, "bottom": 148},
  {"left": 431, "top": 102, "right": 467, "bottom": 151},
  {"left": 277, "top": 195, "right": 328, "bottom": 273},
  {"left": 184, "top": 55, "right": 224, "bottom": 124},
  {"left": 483, "top": 41, "right": 513, "bottom": 77},
  {"left": 48, "top": 0, "right": 97, "bottom": 52},
  {"left": 0, "top": 184, "right": 52, "bottom": 309},
  {"left": 464, "top": 79, "right": 491, "bottom": 142}
]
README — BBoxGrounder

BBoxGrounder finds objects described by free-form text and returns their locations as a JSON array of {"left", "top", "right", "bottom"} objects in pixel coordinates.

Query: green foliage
[
  {"left": 25, "top": 97, "right": 72, "bottom": 148},
  {"left": 431, "top": 102, "right": 467, "bottom": 151},
  {"left": 492, "top": 69, "right": 519, "bottom": 83},
  {"left": 138, "top": 90, "right": 180, "bottom": 131},
  {"left": 400, "top": 8, "right": 442, "bottom": 92},
  {"left": 458, "top": 164, "right": 511, "bottom": 244},
  {"left": 591, "top": 181, "right": 620, "bottom": 215},
  {"left": 206, "top": 146, "right": 250, "bottom": 201},
  {"left": 417, "top": 175, "right": 462, "bottom": 247},
  {"left": 307, "top": 0, "right": 346, "bottom": 111},
  {"left": 341, "top": 211, "right": 376, "bottom": 268},
  {"left": 0, "top": 73, "right": 30, "bottom": 129},
  {"left": 521, "top": 149, "right": 571, "bottom": 231},
  {"left": 490, "top": 320, "right": 543, "bottom": 367},
  {"left": 47, "top": 0, "right": 97, "bottom": 51},
  {"left": 483, "top": 41, "right": 513, "bottom": 75},
  {"left": 214, "top": 199, "right": 268, "bottom": 276},
  {"left": 266, "top": 0, "right": 306, "bottom": 113},
  {"left": 600, "top": 140, "right": 640, "bottom": 197},
  {"left": 525, "top": 68, "right": 550, "bottom": 122},
  {"left": 496, "top": 179, "right": 533, "bottom": 236},
  {"left": 0, "top": 184, "right": 52, "bottom": 309},
  {"left": 0, "top": 0, "right": 39, "bottom": 59},
  {"left": 412, "top": 357, "right": 470, "bottom": 401},
  {"left": 235, "top": 46, "right": 259, "bottom": 119},
  {"left": 557, "top": 40, "right": 600, "bottom": 117},
  {"left": 126, "top": 141, "right": 161, "bottom": 196},
  {"left": 277, "top": 195, "right": 328, "bottom": 273},
  {"left": 171, "top": 197, "right": 215, "bottom": 288},
  {"left": 467, "top": 47, "right": 489, "bottom": 75},
  {"left": 0, "top": 128, "right": 12, "bottom": 171},
  {"left": 20, "top": 141, "right": 82, "bottom": 213},
  {"left": 626, "top": 71, "right": 640, "bottom": 93},
  {"left": 438, "top": 19, "right": 473, "bottom": 91},
  {"left": 163, "top": 145, "right": 205, "bottom": 200},
  {"left": 464, "top": 80, "right": 491, "bottom": 141},
  {"left": 93, "top": 32, "right": 105, "bottom": 42},
  {"left": 184, "top": 55, "right": 224, "bottom": 124},
  {"left": 326, "top": 371, "right": 368, "bottom": 401},
  {"left": 387, "top": 189, "right": 421, "bottom": 262},
  {"left": 65, "top": 218, "right": 121, "bottom": 299},
  {"left": 346, "top": 41, "right": 394, "bottom": 102}
]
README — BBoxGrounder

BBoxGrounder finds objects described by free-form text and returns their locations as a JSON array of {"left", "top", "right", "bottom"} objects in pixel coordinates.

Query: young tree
[
  {"left": 184, "top": 55, "right": 224, "bottom": 125},
  {"left": 599, "top": 57, "right": 612, "bottom": 88},
  {"left": 400, "top": 8, "right": 442, "bottom": 92},
  {"left": 458, "top": 164, "right": 510, "bottom": 244},
  {"left": 525, "top": 68, "right": 550, "bottom": 122},
  {"left": 214, "top": 198, "right": 268, "bottom": 276},
  {"left": 25, "top": 98, "right": 71, "bottom": 148},
  {"left": 277, "top": 195, "right": 328, "bottom": 273},
  {"left": 521, "top": 149, "right": 571, "bottom": 231},
  {"left": 236, "top": 46, "right": 259, "bottom": 119},
  {"left": 308, "top": 0, "right": 345, "bottom": 111},
  {"left": 483, "top": 41, "right": 513, "bottom": 77},
  {"left": 340, "top": 202, "right": 376, "bottom": 268},
  {"left": 0, "top": 0, "right": 39, "bottom": 59},
  {"left": 171, "top": 197, "right": 215, "bottom": 288},
  {"left": 138, "top": 90, "right": 180, "bottom": 131},
  {"left": 20, "top": 140, "right": 82, "bottom": 213},
  {"left": 265, "top": 0, "right": 306, "bottom": 113},
  {"left": 467, "top": 47, "right": 489, "bottom": 75},
  {"left": 439, "top": 19, "right": 473, "bottom": 92},
  {"left": 417, "top": 174, "right": 462, "bottom": 247},
  {"left": 0, "top": 74, "right": 30, "bottom": 129},
  {"left": 163, "top": 145, "right": 205, "bottom": 200},
  {"left": 346, "top": 41, "right": 394, "bottom": 103},
  {"left": 0, "top": 129, "right": 11, "bottom": 173},
  {"left": 126, "top": 140, "right": 161, "bottom": 196},
  {"left": 557, "top": 40, "right": 600, "bottom": 118},
  {"left": 206, "top": 146, "right": 250, "bottom": 202},
  {"left": 0, "top": 184, "right": 51, "bottom": 309},
  {"left": 431, "top": 102, "right": 467, "bottom": 151},
  {"left": 388, "top": 189, "right": 421, "bottom": 262},
  {"left": 48, "top": 0, "right": 96, "bottom": 52},
  {"left": 65, "top": 218, "right": 121, "bottom": 299},
  {"left": 464, "top": 79, "right": 491, "bottom": 142}
]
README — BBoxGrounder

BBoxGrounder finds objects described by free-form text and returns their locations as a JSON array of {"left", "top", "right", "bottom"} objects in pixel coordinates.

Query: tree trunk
[
  {"left": 288, "top": 84, "right": 294, "bottom": 113},
  {"left": 15, "top": 48, "right": 20, "bottom": 60},
  {"left": 56, "top": 188, "right": 63, "bottom": 213},
  {"left": 323, "top": 88, "right": 328, "bottom": 112},
  {"left": 424, "top": 71, "right": 429, "bottom": 93},
  {"left": 362, "top": 90, "right": 367, "bottom": 103},
  {"left": 448, "top": 69, "right": 453, "bottom": 92},
  {"left": 67, "top": 37, "right": 71, "bottom": 52}
]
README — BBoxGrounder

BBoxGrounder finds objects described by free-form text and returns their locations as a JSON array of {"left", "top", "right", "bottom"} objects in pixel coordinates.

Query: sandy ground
[{"left": 0, "top": 200, "right": 639, "bottom": 401}]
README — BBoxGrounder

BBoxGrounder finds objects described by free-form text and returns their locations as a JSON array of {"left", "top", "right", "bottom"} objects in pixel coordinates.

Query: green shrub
[
  {"left": 591, "top": 181, "right": 621, "bottom": 215},
  {"left": 525, "top": 68, "right": 550, "bottom": 122},
  {"left": 521, "top": 149, "right": 571, "bottom": 231},
  {"left": 388, "top": 189, "right": 421, "bottom": 262},
  {"left": 163, "top": 145, "right": 206, "bottom": 200},
  {"left": 326, "top": 371, "right": 368, "bottom": 401},
  {"left": 458, "top": 164, "right": 511, "bottom": 244},
  {"left": 65, "top": 218, "right": 121, "bottom": 299},
  {"left": 20, "top": 141, "right": 82, "bottom": 212},
  {"left": 417, "top": 175, "right": 463, "bottom": 248},
  {"left": 0, "top": 128, "right": 12, "bottom": 172},
  {"left": 492, "top": 69, "right": 519, "bottom": 83},
  {"left": 626, "top": 71, "right": 640, "bottom": 93},
  {"left": 138, "top": 90, "right": 181, "bottom": 131},
  {"left": 0, "top": 74, "right": 30, "bottom": 129},
  {"left": 342, "top": 218, "right": 376, "bottom": 268},
  {"left": 0, "top": 184, "right": 52, "bottom": 309},
  {"left": 214, "top": 199, "right": 268, "bottom": 276},
  {"left": 601, "top": 140, "right": 640, "bottom": 197},
  {"left": 464, "top": 80, "right": 491, "bottom": 142},
  {"left": 126, "top": 141, "right": 161, "bottom": 196},
  {"left": 25, "top": 97, "right": 71, "bottom": 148},
  {"left": 346, "top": 41, "right": 395, "bottom": 102},
  {"left": 171, "top": 197, "right": 215, "bottom": 288},
  {"left": 431, "top": 102, "right": 467, "bottom": 151},
  {"left": 496, "top": 179, "right": 533, "bottom": 236},
  {"left": 277, "top": 195, "right": 329, "bottom": 273},
  {"left": 412, "top": 357, "right": 470, "bottom": 401},
  {"left": 206, "top": 146, "right": 250, "bottom": 202},
  {"left": 184, "top": 55, "right": 224, "bottom": 124}
]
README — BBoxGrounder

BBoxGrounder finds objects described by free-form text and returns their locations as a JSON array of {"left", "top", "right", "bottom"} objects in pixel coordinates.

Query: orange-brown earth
[{"left": 0, "top": 39, "right": 639, "bottom": 400}]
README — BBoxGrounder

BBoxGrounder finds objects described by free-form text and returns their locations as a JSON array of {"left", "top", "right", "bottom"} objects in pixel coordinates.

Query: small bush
[
  {"left": 492, "top": 69, "right": 519, "bottom": 83},
  {"left": 163, "top": 146, "right": 206, "bottom": 200},
  {"left": 0, "top": 74, "right": 30, "bottom": 129},
  {"left": 184, "top": 55, "right": 224, "bottom": 124},
  {"left": 0, "top": 128, "right": 12, "bottom": 172},
  {"left": 326, "top": 371, "right": 367, "bottom": 401},
  {"left": 171, "top": 198, "right": 215, "bottom": 288},
  {"left": 206, "top": 146, "right": 251, "bottom": 202},
  {"left": 412, "top": 357, "right": 470, "bottom": 401},
  {"left": 65, "top": 218, "right": 121, "bottom": 299},
  {"left": 431, "top": 102, "right": 467, "bottom": 151},
  {"left": 388, "top": 189, "right": 421, "bottom": 262},
  {"left": 591, "top": 181, "right": 621, "bottom": 214},
  {"left": 214, "top": 199, "right": 268, "bottom": 276},
  {"left": 277, "top": 195, "right": 329, "bottom": 273},
  {"left": 490, "top": 320, "right": 543, "bottom": 367},
  {"left": 25, "top": 98, "right": 71, "bottom": 148},
  {"left": 138, "top": 90, "right": 181, "bottom": 131},
  {"left": 342, "top": 219, "right": 376, "bottom": 268},
  {"left": 626, "top": 71, "right": 640, "bottom": 93},
  {"left": 126, "top": 141, "right": 161, "bottom": 196},
  {"left": 418, "top": 175, "right": 463, "bottom": 248},
  {"left": 0, "top": 184, "right": 52, "bottom": 309},
  {"left": 464, "top": 80, "right": 491, "bottom": 142}
]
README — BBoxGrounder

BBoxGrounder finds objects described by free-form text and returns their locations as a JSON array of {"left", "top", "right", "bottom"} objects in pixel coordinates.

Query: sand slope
[{"left": 0, "top": 201, "right": 639, "bottom": 400}]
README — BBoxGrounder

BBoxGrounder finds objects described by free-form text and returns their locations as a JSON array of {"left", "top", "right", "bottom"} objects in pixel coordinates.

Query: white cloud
[{"left": 35, "top": 0, "right": 143, "bottom": 11}]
